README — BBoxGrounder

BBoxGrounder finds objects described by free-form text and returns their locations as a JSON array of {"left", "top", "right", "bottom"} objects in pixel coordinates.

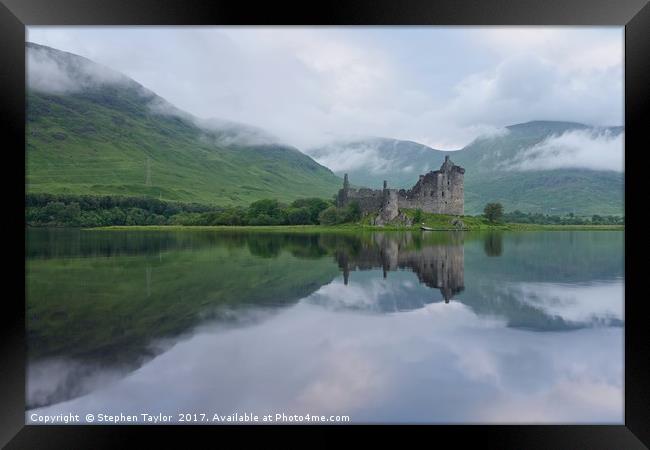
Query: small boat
[{"left": 420, "top": 225, "right": 435, "bottom": 231}]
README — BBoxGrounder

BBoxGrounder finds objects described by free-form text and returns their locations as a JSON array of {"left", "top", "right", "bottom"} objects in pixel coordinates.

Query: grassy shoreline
[{"left": 88, "top": 223, "right": 624, "bottom": 232}]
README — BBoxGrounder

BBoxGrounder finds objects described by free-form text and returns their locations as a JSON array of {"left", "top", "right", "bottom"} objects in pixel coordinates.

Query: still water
[{"left": 26, "top": 229, "right": 624, "bottom": 424}]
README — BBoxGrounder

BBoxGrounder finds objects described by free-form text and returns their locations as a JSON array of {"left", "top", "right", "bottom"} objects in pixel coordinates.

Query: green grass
[
  {"left": 92, "top": 218, "right": 624, "bottom": 233},
  {"left": 26, "top": 44, "right": 342, "bottom": 206},
  {"left": 91, "top": 224, "right": 408, "bottom": 233}
]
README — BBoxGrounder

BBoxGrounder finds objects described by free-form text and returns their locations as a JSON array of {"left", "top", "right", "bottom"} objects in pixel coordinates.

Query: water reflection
[
  {"left": 26, "top": 229, "right": 624, "bottom": 423},
  {"left": 483, "top": 231, "right": 503, "bottom": 257},
  {"left": 29, "top": 303, "right": 623, "bottom": 424},
  {"left": 336, "top": 232, "right": 464, "bottom": 302}
]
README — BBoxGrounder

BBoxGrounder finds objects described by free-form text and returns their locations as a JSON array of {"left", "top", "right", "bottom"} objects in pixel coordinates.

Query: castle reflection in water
[{"left": 334, "top": 232, "right": 465, "bottom": 302}]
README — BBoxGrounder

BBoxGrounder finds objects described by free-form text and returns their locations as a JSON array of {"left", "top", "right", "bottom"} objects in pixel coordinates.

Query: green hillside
[
  {"left": 453, "top": 122, "right": 623, "bottom": 215},
  {"left": 26, "top": 43, "right": 342, "bottom": 206},
  {"left": 309, "top": 121, "right": 624, "bottom": 216}
]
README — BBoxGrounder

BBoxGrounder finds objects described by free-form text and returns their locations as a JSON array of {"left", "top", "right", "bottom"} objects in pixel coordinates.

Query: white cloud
[
  {"left": 309, "top": 143, "right": 401, "bottom": 174},
  {"left": 501, "top": 129, "right": 624, "bottom": 172},
  {"left": 27, "top": 358, "right": 126, "bottom": 409},
  {"left": 28, "top": 300, "right": 622, "bottom": 423},
  {"left": 477, "top": 379, "right": 622, "bottom": 423},
  {"left": 500, "top": 280, "right": 624, "bottom": 323},
  {"left": 27, "top": 27, "right": 623, "bottom": 151},
  {"left": 27, "top": 43, "right": 134, "bottom": 94},
  {"left": 445, "top": 53, "right": 623, "bottom": 131},
  {"left": 471, "top": 27, "right": 623, "bottom": 72}
]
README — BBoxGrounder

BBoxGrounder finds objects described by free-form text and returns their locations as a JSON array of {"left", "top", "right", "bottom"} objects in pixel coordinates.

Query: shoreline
[{"left": 85, "top": 224, "right": 625, "bottom": 232}]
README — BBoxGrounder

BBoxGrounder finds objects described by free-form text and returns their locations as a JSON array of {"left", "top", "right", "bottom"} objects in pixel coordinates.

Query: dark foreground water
[{"left": 26, "top": 229, "right": 623, "bottom": 424}]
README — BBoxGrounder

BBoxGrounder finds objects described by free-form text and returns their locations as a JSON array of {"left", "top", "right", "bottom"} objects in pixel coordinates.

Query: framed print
[{"left": 1, "top": 0, "right": 648, "bottom": 447}]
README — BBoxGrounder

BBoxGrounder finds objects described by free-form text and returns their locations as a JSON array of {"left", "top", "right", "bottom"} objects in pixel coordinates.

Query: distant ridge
[{"left": 309, "top": 120, "right": 623, "bottom": 216}]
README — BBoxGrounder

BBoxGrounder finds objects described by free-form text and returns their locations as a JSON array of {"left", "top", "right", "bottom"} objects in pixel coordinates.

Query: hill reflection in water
[{"left": 26, "top": 229, "right": 623, "bottom": 415}]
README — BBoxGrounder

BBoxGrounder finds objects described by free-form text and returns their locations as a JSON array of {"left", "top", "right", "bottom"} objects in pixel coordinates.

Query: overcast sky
[{"left": 27, "top": 26, "right": 623, "bottom": 150}]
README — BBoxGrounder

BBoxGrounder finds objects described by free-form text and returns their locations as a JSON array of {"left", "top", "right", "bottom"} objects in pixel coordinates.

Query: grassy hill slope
[{"left": 26, "top": 43, "right": 342, "bottom": 206}]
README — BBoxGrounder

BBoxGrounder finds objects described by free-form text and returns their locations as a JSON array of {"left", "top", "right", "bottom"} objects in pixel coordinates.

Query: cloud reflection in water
[{"left": 29, "top": 280, "right": 622, "bottom": 423}]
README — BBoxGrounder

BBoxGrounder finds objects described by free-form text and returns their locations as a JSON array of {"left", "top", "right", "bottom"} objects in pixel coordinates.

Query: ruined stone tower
[
  {"left": 397, "top": 155, "right": 465, "bottom": 215},
  {"left": 337, "top": 155, "right": 465, "bottom": 219}
]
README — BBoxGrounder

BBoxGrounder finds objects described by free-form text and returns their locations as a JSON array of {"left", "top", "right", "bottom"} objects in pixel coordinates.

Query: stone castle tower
[{"left": 337, "top": 155, "right": 465, "bottom": 221}]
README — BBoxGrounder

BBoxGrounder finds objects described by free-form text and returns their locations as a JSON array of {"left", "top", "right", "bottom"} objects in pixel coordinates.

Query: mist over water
[{"left": 26, "top": 229, "right": 623, "bottom": 423}]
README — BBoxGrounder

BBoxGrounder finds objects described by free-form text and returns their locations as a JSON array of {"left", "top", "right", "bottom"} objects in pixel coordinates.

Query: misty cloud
[
  {"left": 500, "top": 129, "right": 624, "bottom": 172},
  {"left": 27, "top": 27, "right": 623, "bottom": 150},
  {"left": 27, "top": 43, "right": 133, "bottom": 94},
  {"left": 28, "top": 42, "right": 279, "bottom": 150},
  {"left": 310, "top": 143, "right": 402, "bottom": 174},
  {"left": 121, "top": 73, "right": 283, "bottom": 148},
  {"left": 196, "top": 118, "right": 282, "bottom": 147},
  {"left": 146, "top": 97, "right": 279, "bottom": 147},
  {"left": 306, "top": 138, "right": 443, "bottom": 177},
  {"left": 146, "top": 95, "right": 191, "bottom": 119}
]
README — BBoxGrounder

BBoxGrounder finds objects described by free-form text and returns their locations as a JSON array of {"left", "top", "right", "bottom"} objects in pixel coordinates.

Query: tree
[
  {"left": 61, "top": 202, "right": 81, "bottom": 223},
  {"left": 248, "top": 199, "right": 282, "bottom": 217},
  {"left": 286, "top": 207, "right": 311, "bottom": 225},
  {"left": 484, "top": 202, "right": 504, "bottom": 223},
  {"left": 319, "top": 206, "right": 342, "bottom": 225},
  {"left": 413, "top": 209, "right": 423, "bottom": 223},
  {"left": 247, "top": 199, "right": 286, "bottom": 224},
  {"left": 291, "top": 198, "right": 331, "bottom": 224},
  {"left": 43, "top": 201, "right": 66, "bottom": 222},
  {"left": 343, "top": 201, "right": 361, "bottom": 223}
]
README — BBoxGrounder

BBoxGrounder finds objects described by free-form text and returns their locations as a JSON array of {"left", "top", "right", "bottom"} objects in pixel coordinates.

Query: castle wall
[
  {"left": 336, "top": 156, "right": 465, "bottom": 218},
  {"left": 337, "top": 187, "right": 384, "bottom": 213},
  {"left": 397, "top": 166, "right": 464, "bottom": 215},
  {"left": 378, "top": 189, "right": 399, "bottom": 222}
]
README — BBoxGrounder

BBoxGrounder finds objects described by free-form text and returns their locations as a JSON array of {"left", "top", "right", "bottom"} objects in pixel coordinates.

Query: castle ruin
[
  {"left": 335, "top": 232, "right": 465, "bottom": 303},
  {"left": 337, "top": 155, "right": 465, "bottom": 224}
]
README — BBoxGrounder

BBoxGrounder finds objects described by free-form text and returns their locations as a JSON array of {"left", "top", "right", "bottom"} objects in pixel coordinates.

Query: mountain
[
  {"left": 26, "top": 43, "right": 342, "bottom": 206},
  {"left": 307, "top": 137, "right": 452, "bottom": 189},
  {"left": 307, "top": 121, "right": 624, "bottom": 216}
]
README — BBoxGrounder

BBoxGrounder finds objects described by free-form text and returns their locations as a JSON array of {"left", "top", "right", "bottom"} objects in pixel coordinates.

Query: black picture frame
[{"left": 1, "top": 0, "right": 647, "bottom": 447}]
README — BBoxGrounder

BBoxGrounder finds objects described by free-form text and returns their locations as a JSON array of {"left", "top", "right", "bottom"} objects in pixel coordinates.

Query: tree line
[
  {"left": 483, "top": 202, "right": 623, "bottom": 225},
  {"left": 25, "top": 193, "right": 362, "bottom": 227},
  {"left": 25, "top": 194, "right": 623, "bottom": 228}
]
